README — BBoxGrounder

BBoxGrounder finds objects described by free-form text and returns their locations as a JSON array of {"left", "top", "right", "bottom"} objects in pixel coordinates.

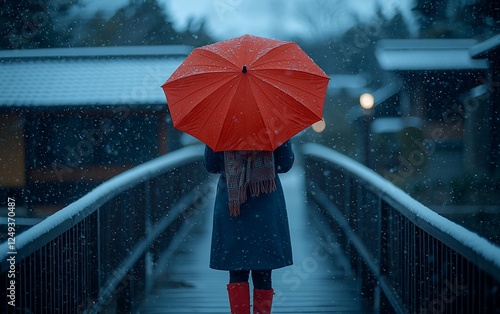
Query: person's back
[{"left": 203, "top": 140, "right": 294, "bottom": 313}]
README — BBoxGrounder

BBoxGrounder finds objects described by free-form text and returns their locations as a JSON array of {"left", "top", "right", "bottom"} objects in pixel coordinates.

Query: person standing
[{"left": 203, "top": 140, "right": 294, "bottom": 314}]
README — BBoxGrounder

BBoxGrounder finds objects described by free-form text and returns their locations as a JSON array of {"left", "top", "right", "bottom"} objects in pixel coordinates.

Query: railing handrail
[
  {"left": 302, "top": 143, "right": 500, "bottom": 282},
  {"left": 0, "top": 144, "right": 204, "bottom": 273}
]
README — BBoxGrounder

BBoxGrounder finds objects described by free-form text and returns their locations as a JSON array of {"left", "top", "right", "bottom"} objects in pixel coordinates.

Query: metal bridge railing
[
  {"left": 302, "top": 143, "right": 500, "bottom": 314},
  {"left": 0, "top": 145, "right": 209, "bottom": 313}
]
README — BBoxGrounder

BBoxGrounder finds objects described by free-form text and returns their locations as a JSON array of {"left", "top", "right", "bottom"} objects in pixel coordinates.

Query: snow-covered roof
[
  {"left": 0, "top": 45, "right": 191, "bottom": 107},
  {"left": 469, "top": 34, "right": 500, "bottom": 59},
  {"left": 375, "top": 39, "right": 489, "bottom": 71}
]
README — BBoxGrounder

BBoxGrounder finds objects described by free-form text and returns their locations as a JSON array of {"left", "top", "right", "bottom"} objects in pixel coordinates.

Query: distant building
[
  {"left": 468, "top": 34, "right": 500, "bottom": 177},
  {"left": 0, "top": 45, "right": 191, "bottom": 217},
  {"left": 374, "top": 37, "right": 498, "bottom": 182}
]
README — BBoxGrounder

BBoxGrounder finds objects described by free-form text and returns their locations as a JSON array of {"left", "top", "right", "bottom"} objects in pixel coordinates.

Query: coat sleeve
[
  {"left": 274, "top": 140, "right": 294, "bottom": 173},
  {"left": 203, "top": 145, "right": 224, "bottom": 174}
]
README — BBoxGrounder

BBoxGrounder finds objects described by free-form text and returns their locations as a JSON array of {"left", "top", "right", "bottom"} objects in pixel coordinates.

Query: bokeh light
[
  {"left": 312, "top": 118, "right": 326, "bottom": 133},
  {"left": 359, "top": 93, "right": 374, "bottom": 110}
]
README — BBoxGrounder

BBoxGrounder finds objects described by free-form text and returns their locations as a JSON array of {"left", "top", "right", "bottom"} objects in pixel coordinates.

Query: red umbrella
[{"left": 162, "top": 34, "right": 330, "bottom": 151}]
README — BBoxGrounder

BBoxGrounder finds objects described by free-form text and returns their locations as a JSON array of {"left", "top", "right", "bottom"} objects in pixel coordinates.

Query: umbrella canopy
[{"left": 162, "top": 34, "right": 330, "bottom": 151}]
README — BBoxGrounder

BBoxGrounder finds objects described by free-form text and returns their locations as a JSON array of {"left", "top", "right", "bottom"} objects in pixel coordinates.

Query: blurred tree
[
  {"left": 413, "top": 0, "right": 499, "bottom": 39},
  {"left": 303, "top": 7, "right": 414, "bottom": 76},
  {"left": 0, "top": 0, "right": 80, "bottom": 49},
  {"left": 76, "top": 0, "right": 212, "bottom": 47}
]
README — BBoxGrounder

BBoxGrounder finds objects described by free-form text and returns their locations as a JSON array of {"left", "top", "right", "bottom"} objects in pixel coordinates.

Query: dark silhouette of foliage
[
  {"left": 75, "top": 0, "right": 212, "bottom": 48},
  {"left": 0, "top": 0, "right": 80, "bottom": 49}
]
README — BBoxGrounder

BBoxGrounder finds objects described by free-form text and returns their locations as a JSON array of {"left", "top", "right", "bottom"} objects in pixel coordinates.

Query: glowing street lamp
[
  {"left": 358, "top": 93, "right": 374, "bottom": 167},
  {"left": 359, "top": 93, "right": 374, "bottom": 110}
]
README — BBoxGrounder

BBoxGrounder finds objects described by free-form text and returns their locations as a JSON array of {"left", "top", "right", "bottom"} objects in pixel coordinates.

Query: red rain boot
[
  {"left": 227, "top": 282, "right": 250, "bottom": 314},
  {"left": 253, "top": 289, "right": 274, "bottom": 314}
]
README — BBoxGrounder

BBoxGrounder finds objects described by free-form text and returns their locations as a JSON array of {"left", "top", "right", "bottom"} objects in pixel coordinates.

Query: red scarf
[{"left": 224, "top": 150, "right": 276, "bottom": 216}]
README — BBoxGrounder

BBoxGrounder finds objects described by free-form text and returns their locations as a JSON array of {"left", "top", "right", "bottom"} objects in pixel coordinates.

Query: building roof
[
  {"left": 375, "top": 39, "right": 489, "bottom": 71},
  {"left": 0, "top": 45, "right": 191, "bottom": 107},
  {"left": 469, "top": 34, "right": 500, "bottom": 59}
]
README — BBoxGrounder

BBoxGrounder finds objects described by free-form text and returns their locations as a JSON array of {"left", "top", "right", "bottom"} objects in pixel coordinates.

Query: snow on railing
[
  {"left": 302, "top": 143, "right": 500, "bottom": 272},
  {"left": 0, "top": 145, "right": 205, "bottom": 268}
]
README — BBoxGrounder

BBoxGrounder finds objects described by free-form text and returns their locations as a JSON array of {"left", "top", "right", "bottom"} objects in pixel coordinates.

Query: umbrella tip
[{"left": 242, "top": 65, "right": 247, "bottom": 73}]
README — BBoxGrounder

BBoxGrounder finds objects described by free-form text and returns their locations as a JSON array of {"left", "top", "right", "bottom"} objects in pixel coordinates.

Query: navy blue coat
[{"left": 203, "top": 141, "right": 294, "bottom": 271}]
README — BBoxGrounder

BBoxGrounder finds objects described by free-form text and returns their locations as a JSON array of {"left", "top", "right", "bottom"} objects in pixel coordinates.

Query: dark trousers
[{"left": 229, "top": 270, "right": 272, "bottom": 290}]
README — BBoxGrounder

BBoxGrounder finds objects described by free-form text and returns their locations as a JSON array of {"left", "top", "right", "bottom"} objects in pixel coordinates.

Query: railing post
[
  {"left": 353, "top": 181, "right": 362, "bottom": 294},
  {"left": 379, "top": 200, "right": 391, "bottom": 313},
  {"left": 144, "top": 180, "right": 153, "bottom": 296},
  {"left": 344, "top": 175, "right": 354, "bottom": 272},
  {"left": 96, "top": 206, "right": 103, "bottom": 305},
  {"left": 372, "top": 197, "right": 383, "bottom": 313},
  {"left": 359, "top": 187, "right": 378, "bottom": 311}
]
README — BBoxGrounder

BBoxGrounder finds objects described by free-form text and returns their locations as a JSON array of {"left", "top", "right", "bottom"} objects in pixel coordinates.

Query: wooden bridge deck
[{"left": 138, "top": 167, "right": 371, "bottom": 313}]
